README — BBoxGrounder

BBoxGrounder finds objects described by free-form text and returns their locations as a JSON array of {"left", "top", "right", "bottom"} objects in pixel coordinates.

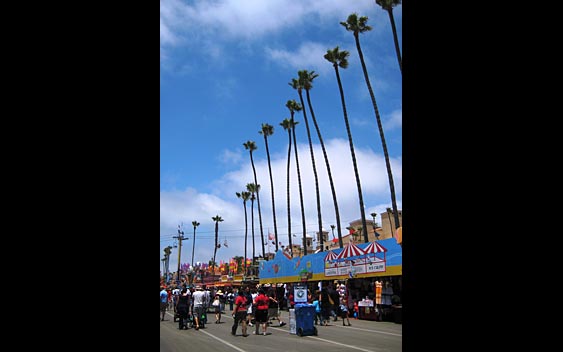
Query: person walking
[
  {"left": 267, "top": 289, "right": 287, "bottom": 327},
  {"left": 339, "top": 297, "right": 351, "bottom": 326},
  {"left": 191, "top": 285, "right": 206, "bottom": 330},
  {"left": 312, "top": 293, "right": 323, "bottom": 326},
  {"left": 320, "top": 287, "right": 332, "bottom": 326},
  {"left": 212, "top": 293, "right": 222, "bottom": 324},
  {"left": 231, "top": 290, "right": 249, "bottom": 337},
  {"left": 176, "top": 287, "right": 191, "bottom": 329},
  {"left": 227, "top": 290, "right": 235, "bottom": 311},
  {"left": 253, "top": 288, "right": 270, "bottom": 335},
  {"left": 160, "top": 286, "right": 168, "bottom": 321}
]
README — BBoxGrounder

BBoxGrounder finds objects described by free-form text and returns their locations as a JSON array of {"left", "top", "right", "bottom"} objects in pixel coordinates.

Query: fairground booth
[{"left": 259, "top": 237, "right": 402, "bottom": 322}]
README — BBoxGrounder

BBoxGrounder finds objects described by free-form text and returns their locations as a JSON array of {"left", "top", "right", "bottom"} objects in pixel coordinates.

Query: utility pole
[{"left": 173, "top": 224, "right": 187, "bottom": 284}]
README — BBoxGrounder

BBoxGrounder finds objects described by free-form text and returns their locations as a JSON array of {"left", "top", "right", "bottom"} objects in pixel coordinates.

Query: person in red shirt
[
  {"left": 231, "top": 290, "right": 249, "bottom": 337},
  {"left": 353, "top": 300, "right": 359, "bottom": 319},
  {"left": 253, "top": 288, "right": 270, "bottom": 335},
  {"left": 288, "top": 292, "right": 295, "bottom": 310}
]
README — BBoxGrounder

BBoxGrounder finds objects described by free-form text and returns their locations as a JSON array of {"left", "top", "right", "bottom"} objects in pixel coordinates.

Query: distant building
[{"left": 322, "top": 209, "right": 402, "bottom": 250}]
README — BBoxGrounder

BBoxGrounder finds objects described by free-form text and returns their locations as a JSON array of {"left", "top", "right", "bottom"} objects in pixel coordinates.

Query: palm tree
[
  {"left": 280, "top": 118, "right": 293, "bottom": 257},
  {"left": 290, "top": 72, "right": 321, "bottom": 255},
  {"left": 286, "top": 99, "right": 307, "bottom": 256},
  {"left": 324, "top": 46, "right": 369, "bottom": 243},
  {"left": 211, "top": 215, "right": 224, "bottom": 276},
  {"left": 191, "top": 220, "right": 200, "bottom": 267},
  {"left": 298, "top": 69, "right": 344, "bottom": 249},
  {"left": 246, "top": 182, "right": 259, "bottom": 262},
  {"left": 164, "top": 246, "right": 172, "bottom": 281},
  {"left": 236, "top": 191, "right": 251, "bottom": 274},
  {"left": 341, "top": 14, "right": 401, "bottom": 232},
  {"left": 243, "top": 141, "right": 266, "bottom": 258},
  {"left": 375, "top": 1, "right": 402, "bottom": 73},
  {"left": 259, "top": 123, "right": 279, "bottom": 252},
  {"left": 233, "top": 256, "right": 244, "bottom": 274}
]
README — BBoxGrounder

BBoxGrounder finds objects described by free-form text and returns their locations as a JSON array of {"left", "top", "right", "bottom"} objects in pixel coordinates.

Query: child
[
  {"left": 353, "top": 300, "right": 359, "bottom": 320},
  {"left": 340, "top": 298, "right": 351, "bottom": 326},
  {"left": 312, "top": 294, "right": 323, "bottom": 326}
]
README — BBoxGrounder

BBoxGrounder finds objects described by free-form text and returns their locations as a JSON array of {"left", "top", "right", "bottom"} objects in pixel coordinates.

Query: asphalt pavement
[{"left": 160, "top": 308, "right": 402, "bottom": 352}]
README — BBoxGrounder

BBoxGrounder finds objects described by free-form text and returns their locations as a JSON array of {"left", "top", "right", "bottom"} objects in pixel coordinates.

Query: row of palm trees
[
  {"left": 180, "top": 7, "right": 402, "bottom": 275},
  {"left": 233, "top": 10, "right": 401, "bottom": 261}
]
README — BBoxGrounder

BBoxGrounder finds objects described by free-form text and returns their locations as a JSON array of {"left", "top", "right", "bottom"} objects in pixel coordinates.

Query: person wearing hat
[
  {"left": 192, "top": 285, "right": 206, "bottom": 330},
  {"left": 212, "top": 292, "right": 222, "bottom": 324}
]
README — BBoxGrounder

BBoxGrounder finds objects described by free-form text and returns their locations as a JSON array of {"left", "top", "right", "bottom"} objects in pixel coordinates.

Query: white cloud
[
  {"left": 160, "top": 0, "right": 388, "bottom": 62},
  {"left": 265, "top": 42, "right": 336, "bottom": 75},
  {"left": 384, "top": 108, "right": 402, "bottom": 131},
  {"left": 218, "top": 148, "right": 243, "bottom": 165}
]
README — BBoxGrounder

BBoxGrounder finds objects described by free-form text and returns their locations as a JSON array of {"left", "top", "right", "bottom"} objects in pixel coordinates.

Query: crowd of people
[
  {"left": 160, "top": 283, "right": 286, "bottom": 335},
  {"left": 160, "top": 279, "right": 395, "bottom": 335}
]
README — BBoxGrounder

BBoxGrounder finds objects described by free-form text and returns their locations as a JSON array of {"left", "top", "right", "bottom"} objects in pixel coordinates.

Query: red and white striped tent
[
  {"left": 324, "top": 250, "right": 338, "bottom": 262},
  {"left": 335, "top": 242, "right": 365, "bottom": 261},
  {"left": 364, "top": 241, "right": 387, "bottom": 262}
]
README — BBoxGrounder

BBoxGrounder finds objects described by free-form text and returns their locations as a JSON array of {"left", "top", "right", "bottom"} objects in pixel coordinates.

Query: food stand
[{"left": 358, "top": 298, "right": 378, "bottom": 321}]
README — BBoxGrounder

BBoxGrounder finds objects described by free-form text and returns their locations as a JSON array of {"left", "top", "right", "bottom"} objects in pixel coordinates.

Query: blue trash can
[{"left": 294, "top": 303, "right": 318, "bottom": 336}]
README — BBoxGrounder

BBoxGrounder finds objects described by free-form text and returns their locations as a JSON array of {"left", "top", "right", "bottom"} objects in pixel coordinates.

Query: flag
[{"left": 283, "top": 247, "right": 292, "bottom": 260}]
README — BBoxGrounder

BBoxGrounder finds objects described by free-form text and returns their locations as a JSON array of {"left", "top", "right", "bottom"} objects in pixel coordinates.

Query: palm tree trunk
[
  {"left": 305, "top": 89, "right": 344, "bottom": 248},
  {"left": 263, "top": 136, "right": 279, "bottom": 252},
  {"left": 354, "top": 32, "right": 401, "bottom": 231},
  {"left": 286, "top": 130, "right": 293, "bottom": 256},
  {"left": 212, "top": 222, "right": 218, "bottom": 275},
  {"left": 191, "top": 227, "right": 196, "bottom": 267},
  {"left": 333, "top": 65, "right": 369, "bottom": 242},
  {"left": 297, "top": 90, "right": 321, "bottom": 255},
  {"left": 250, "top": 154, "right": 266, "bottom": 258},
  {"left": 251, "top": 198, "right": 256, "bottom": 261},
  {"left": 244, "top": 201, "right": 248, "bottom": 275},
  {"left": 387, "top": 8, "right": 402, "bottom": 74},
  {"left": 291, "top": 117, "right": 308, "bottom": 255}
]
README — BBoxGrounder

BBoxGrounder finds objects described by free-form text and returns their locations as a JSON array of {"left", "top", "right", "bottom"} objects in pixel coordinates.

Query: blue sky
[{"left": 160, "top": 0, "right": 402, "bottom": 274}]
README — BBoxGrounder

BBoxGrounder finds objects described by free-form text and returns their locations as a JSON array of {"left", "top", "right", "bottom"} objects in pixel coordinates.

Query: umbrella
[
  {"left": 324, "top": 250, "right": 338, "bottom": 262},
  {"left": 364, "top": 241, "right": 387, "bottom": 262},
  {"left": 335, "top": 242, "right": 365, "bottom": 261}
]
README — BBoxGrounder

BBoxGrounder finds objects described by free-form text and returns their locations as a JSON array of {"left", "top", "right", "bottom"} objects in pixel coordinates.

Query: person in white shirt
[{"left": 191, "top": 286, "right": 207, "bottom": 330}]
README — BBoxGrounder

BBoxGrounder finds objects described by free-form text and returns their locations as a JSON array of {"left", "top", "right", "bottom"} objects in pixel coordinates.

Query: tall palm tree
[
  {"left": 243, "top": 141, "right": 266, "bottom": 258},
  {"left": 164, "top": 246, "right": 172, "bottom": 280},
  {"left": 298, "top": 69, "right": 344, "bottom": 249},
  {"left": 375, "top": 1, "right": 402, "bottom": 73},
  {"left": 280, "top": 118, "right": 293, "bottom": 257},
  {"left": 211, "top": 215, "right": 224, "bottom": 276},
  {"left": 236, "top": 191, "right": 251, "bottom": 274},
  {"left": 191, "top": 220, "right": 200, "bottom": 267},
  {"left": 246, "top": 182, "right": 259, "bottom": 262},
  {"left": 286, "top": 100, "right": 307, "bottom": 256},
  {"left": 324, "top": 46, "right": 369, "bottom": 243},
  {"left": 290, "top": 73, "right": 321, "bottom": 255},
  {"left": 341, "top": 14, "right": 401, "bottom": 232},
  {"left": 259, "top": 123, "right": 279, "bottom": 253}
]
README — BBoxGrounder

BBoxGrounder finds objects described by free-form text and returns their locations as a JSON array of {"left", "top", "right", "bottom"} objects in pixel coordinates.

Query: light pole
[
  {"left": 370, "top": 212, "right": 380, "bottom": 241},
  {"left": 173, "top": 225, "right": 187, "bottom": 284}
]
